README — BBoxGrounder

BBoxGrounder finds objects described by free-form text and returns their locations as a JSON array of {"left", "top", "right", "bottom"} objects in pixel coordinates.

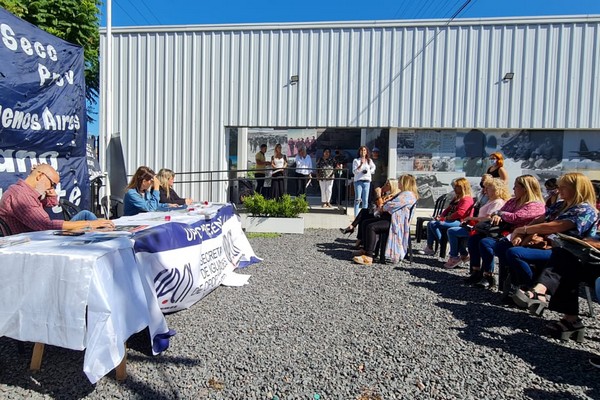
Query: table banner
[{"left": 133, "top": 205, "right": 261, "bottom": 312}]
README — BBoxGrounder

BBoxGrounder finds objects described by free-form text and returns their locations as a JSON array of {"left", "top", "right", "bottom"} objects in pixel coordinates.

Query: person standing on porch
[
  {"left": 294, "top": 146, "right": 313, "bottom": 196},
  {"left": 352, "top": 146, "right": 376, "bottom": 217},
  {"left": 254, "top": 144, "right": 268, "bottom": 196}
]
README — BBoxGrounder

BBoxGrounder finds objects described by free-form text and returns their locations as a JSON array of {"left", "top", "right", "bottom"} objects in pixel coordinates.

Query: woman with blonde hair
[
  {"left": 444, "top": 178, "right": 511, "bottom": 269},
  {"left": 487, "top": 152, "right": 509, "bottom": 182},
  {"left": 508, "top": 173, "right": 598, "bottom": 308},
  {"left": 420, "top": 177, "right": 474, "bottom": 257},
  {"left": 465, "top": 174, "right": 546, "bottom": 288},
  {"left": 124, "top": 166, "right": 176, "bottom": 216},
  {"left": 353, "top": 175, "right": 419, "bottom": 265},
  {"left": 157, "top": 168, "right": 193, "bottom": 206}
]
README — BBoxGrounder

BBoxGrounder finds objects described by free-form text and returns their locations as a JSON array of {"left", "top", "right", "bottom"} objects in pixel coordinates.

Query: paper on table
[{"left": 221, "top": 271, "right": 251, "bottom": 287}]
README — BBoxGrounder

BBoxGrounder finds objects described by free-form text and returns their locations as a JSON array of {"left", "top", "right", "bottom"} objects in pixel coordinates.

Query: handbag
[
  {"left": 473, "top": 220, "right": 513, "bottom": 238},
  {"left": 551, "top": 233, "right": 600, "bottom": 267}
]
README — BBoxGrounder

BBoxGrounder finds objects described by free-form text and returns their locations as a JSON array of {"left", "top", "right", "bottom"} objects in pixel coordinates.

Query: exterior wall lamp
[
  {"left": 503, "top": 72, "right": 514, "bottom": 81},
  {"left": 290, "top": 75, "right": 299, "bottom": 85}
]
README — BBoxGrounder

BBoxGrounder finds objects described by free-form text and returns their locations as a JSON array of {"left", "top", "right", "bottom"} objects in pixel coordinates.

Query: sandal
[
  {"left": 546, "top": 318, "right": 585, "bottom": 343},
  {"left": 353, "top": 255, "right": 373, "bottom": 265},
  {"left": 511, "top": 289, "right": 548, "bottom": 316}
]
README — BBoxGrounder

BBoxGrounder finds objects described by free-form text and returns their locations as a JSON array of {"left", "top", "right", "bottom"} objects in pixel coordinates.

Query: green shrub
[{"left": 242, "top": 193, "right": 309, "bottom": 218}]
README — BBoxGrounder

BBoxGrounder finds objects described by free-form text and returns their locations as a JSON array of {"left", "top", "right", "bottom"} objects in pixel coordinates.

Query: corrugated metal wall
[{"left": 100, "top": 16, "right": 600, "bottom": 201}]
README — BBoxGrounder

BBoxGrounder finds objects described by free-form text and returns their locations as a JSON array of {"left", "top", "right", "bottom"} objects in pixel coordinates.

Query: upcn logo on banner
[{"left": 0, "top": 7, "right": 90, "bottom": 212}]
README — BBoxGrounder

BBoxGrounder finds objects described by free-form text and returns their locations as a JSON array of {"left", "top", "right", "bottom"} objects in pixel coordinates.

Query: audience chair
[
  {"left": 0, "top": 217, "right": 11, "bottom": 237},
  {"left": 415, "top": 193, "right": 448, "bottom": 243},
  {"left": 59, "top": 198, "right": 81, "bottom": 221},
  {"left": 101, "top": 196, "right": 124, "bottom": 219}
]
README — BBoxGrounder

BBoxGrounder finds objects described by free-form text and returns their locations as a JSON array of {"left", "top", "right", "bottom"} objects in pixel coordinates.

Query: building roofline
[{"left": 100, "top": 14, "right": 600, "bottom": 34}]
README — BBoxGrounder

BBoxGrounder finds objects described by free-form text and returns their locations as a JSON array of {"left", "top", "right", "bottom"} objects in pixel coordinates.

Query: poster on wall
[{"left": 0, "top": 8, "right": 89, "bottom": 214}]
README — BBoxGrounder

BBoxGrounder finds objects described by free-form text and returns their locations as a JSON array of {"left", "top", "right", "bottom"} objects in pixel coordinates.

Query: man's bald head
[{"left": 34, "top": 164, "right": 59, "bottom": 184}]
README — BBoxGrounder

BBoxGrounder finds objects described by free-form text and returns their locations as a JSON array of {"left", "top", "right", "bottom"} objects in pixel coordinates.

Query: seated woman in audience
[
  {"left": 419, "top": 177, "right": 474, "bottom": 257},
  {"left": 487, "top": 152, "right": 509, "bottom": 182},
  {"left": 510, "top": 238, "right": 600, "bottom": 342},
  {"left": 476, "top": 174, "right": 494, "bottom": 208},
  {"left": 340, "top": 178, "right": 399, "bottom": 248},
  {"left": 353, "top": 174, "right": 419, "bottom": 265},
  {"left": 124, "top": 166, "right": 177, "bottom": 216},
  {"left": 465, "top": 175, "right": 545, "bottom": 288},
  {"left": 508, "top": 172, "right": 598, "bottom": 309},
  {"left": 157, "top": 168, "right": 193, "bottom": 206},
  {"left": 443, "top": 178, "right": 510, "bottom": 269},
  {"left": 543, "top": 178, "right": 559, "bottom": 208}
]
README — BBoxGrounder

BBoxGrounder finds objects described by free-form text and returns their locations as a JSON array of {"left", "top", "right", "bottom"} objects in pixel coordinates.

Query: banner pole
[{"left": 102, "top": 0, "right": 113, "bottom": 215}]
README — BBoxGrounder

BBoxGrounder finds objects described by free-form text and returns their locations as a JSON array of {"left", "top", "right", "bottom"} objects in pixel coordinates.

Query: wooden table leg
[
  {"left": 30, "top": 342, "right": 45, "bottom": 371},
  {"left": 115, "top": 345, "right": 127, "bottom": 381}
]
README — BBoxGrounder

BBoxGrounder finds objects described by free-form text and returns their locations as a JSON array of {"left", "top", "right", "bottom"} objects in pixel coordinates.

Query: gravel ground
[{"left": 1, "top": 229, "right": 600, "bottom": 399}]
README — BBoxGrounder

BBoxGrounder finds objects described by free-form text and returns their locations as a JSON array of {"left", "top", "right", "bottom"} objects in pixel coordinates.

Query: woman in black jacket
[{"left": 157, "top": 168, "right": 193, "bottom": 206}]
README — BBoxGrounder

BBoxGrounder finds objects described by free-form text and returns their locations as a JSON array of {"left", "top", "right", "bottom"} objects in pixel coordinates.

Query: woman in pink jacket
[
  {"left": 465, "top": 174, "right": 546, "bottom": 289},
  {"left": 420, "top": 177, "right": 474, "bottom": 257}
]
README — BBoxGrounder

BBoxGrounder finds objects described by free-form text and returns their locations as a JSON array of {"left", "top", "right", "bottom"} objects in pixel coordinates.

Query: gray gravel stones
[{"left": 1, "top": 229, "right": 600, "bottom": 399}]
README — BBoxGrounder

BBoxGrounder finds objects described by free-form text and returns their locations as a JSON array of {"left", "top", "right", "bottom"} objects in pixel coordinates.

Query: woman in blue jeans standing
[
  {"left": 465, "top": 175, "right": 546, "bottom": 288},
  {"left": 420, "top": 177, "right": 474, "bottom": 256},
  {"left": 507, "top": 173, "right": 598, "bottom": 294},
  {"left": 352, "top": 146, "right": 376, "bottom": 217}
]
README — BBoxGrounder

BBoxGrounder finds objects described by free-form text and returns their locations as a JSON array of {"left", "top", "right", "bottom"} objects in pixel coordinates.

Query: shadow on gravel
[
  {"left": 0, "top": 336, "right": 203, "bottom": 399},
  {"left": 402, "top": 265, "right": 600, "bottom": 399},
  {"left": 315, "top": 238, "right": 357, "bottom": 260}
]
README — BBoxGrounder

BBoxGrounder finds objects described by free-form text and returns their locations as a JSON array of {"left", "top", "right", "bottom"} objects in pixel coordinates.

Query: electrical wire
[
  {"left": 139, "top": 1, "right": 163, "bottom": 25},
  {"left": 114, "top": 0, "right": 139, "bottom": 25},
  {"left": 122, "top": 0, "right": 153, "bottom": 25}
]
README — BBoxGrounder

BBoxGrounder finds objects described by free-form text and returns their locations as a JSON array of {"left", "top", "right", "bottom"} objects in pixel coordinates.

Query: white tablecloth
[{"left": 0, "top": 231, "right": 169, "bottom": 383}]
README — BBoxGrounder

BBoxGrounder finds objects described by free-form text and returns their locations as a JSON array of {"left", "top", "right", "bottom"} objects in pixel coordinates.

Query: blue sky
[{"left": 89, "top": 0, "right": 600, "bottom": 133}]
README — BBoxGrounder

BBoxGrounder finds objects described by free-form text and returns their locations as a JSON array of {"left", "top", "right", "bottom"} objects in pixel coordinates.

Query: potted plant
[{"left": 241, "top": 193, "right": 309, "bottom": 233}]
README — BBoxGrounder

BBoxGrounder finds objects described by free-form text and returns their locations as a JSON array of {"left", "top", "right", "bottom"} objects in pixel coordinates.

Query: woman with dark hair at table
[
  {"left": 124, "top": 166, "right": 177, "bottom": 216},
  {"left": 157, "top": 168, "right": 193, "bottom": 206}
]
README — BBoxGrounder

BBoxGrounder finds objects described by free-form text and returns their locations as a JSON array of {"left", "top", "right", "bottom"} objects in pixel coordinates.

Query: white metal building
[{"left": 100, "top": 15, "right": 600, "bottom": 202}]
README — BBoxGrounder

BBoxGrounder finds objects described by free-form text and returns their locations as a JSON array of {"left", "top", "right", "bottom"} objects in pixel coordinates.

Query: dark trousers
[
  {"left": 331, "top": 176, "right": 346, "bottom": 205},
  {"left": 538, "top": 247, "right": 600, "bottom": 315},
  {"left": 295, "top": 172, "right": 310, "bottom": 196},
  {"left": 361, "top": 218, "right": 391, "bottom": 256},
  {"left": 255, "top": 173, "right": 265, "bottom": 196}
]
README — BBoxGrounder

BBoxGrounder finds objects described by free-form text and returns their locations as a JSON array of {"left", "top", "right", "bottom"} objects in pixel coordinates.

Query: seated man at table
[{"left": 0, "top": 164, "right": 114, "bottom": 234}]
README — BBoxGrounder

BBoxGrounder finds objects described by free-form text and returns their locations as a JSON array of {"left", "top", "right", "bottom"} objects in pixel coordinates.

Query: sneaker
[
  {"left": 460, "top": 254, "right": 470, "bottom": 263},
  {"left": 418, "top": 246, "right": 435, "bottom": 256},
  {"left": 443, "top": 256, "right": 462, "bottom": 269},
  {"left": 590, "top": 357, "right": 600, "bottom": 368}
]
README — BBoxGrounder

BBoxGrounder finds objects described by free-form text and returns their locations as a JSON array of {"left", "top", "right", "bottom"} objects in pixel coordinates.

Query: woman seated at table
[
  {"left": 465, "top": 174, "right": 545, "bottom": 288},
  {"left": 353, "top": 174, "right": 418, "bottom": 265},
  {"left": 443, "top": 178, "right": 510, "bottom": 269},
  {"left": 508, "top": 172, "right": 598, "bottom": 310},
  {"left": 124, "top": 166, "right": 178, "bottom": 216},
  {"left": 419, "top": 177, "right": 474, "bottom": 257},
  {"left": 157, "top": 168, "right": 193, "bottom": 206}
]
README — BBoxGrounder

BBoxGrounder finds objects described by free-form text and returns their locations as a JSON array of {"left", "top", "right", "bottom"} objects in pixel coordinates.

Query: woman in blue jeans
[
  {"left": 507, "top": 173, "right": 598, "bottom": 294},
  {"left": 352, "top": 146, "right": 376, "bottom": 217},
  {"left": 444, "top": 178, "right": 509, "bottom": 269},
  {"left": 420, "top": 177, "right": 474, "bottom": 256},
  {"left": 465, "top": 175, "right": 546, "bottom": 288}
]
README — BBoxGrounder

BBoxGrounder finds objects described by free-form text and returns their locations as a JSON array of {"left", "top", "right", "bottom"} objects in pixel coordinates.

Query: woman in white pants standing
[{"left": 317, "top": 148, "right": 335, "bottom": 207}]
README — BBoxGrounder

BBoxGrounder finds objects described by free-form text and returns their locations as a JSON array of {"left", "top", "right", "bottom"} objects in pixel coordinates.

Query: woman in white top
[
  {"left": 270, "top": 143, "right": 287, "bottom": 199},
  {"left": 443, "top": 178, "right": 510, "bottom": 269},
  {"left": 352, "top": 145, "right": 377, "bottom": 217}
]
